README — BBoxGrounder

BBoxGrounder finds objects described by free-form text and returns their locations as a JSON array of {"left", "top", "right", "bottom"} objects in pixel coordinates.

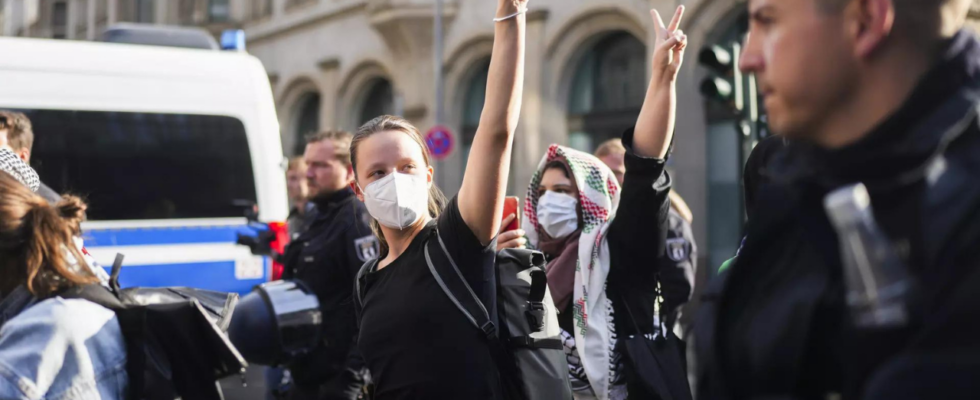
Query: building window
[
  {"left": 285, "top": 0, "right": 316, "bottom": 10},
  {"left": 461, "top": 59, "right": 490, "bottom": 162},
  {"left": 75, "top": 0, "right": 89, "bottom": 38},
  {"left": 178, "top": 0, "right": 197, "bottom": 25},
  {"left": 248, "top": 0, "right": 273, "bottom": 21},
  {"left": 52, "top": 1, "right": 68, "bottom": 39},
  {"left": 566, "top": 32, "right": 646, "bottom": 153},
  {"left": 209, "top": 0, "right": 229, "bottom": 22},
  {"left": 357, "top": 78, "right": 394, "bottom": 127},
  {"left": 293, "top": 93, "right": 321, "bottom": 155},
  {"left": 135, "top": 0, "right": 154, "bottom": 23}
]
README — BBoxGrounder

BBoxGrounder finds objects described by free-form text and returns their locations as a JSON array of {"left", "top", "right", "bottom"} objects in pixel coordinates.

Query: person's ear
[
  {"left": 345, "top": 164, "right": 355, "bottom": 185},
  {"left": 16, "top": 148, "right": 29, "bottom": 163},
  {"left": 850, "top": 0, "right": 895, "bottom": 58},
  {"left": 351, "top": 179, "right": 364, "bottom": 202},
  {"left": 426, "top": 165, "right": 434, "bottom": 188}
]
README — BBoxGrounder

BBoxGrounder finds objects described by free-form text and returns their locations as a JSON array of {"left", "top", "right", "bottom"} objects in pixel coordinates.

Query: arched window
[
  {"left": 567, "top": 32, "right": 646, "bottom": 152},
  {"left": 357, "top": 78, "right": 394, "bottom": 126},
  {"left": 461, "top": 59, "right": 491, "bottom": 161},
  {"left": 293, "top": 93, "right": 320, "bottom": 155}
]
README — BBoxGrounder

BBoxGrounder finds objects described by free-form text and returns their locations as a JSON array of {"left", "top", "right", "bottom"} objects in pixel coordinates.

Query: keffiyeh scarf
[
  {"left": 0, "top": 148, "right": 39, "bottom": 192},
  {"left": 523, "top": 144, "right": 622, "bottom": 400}
]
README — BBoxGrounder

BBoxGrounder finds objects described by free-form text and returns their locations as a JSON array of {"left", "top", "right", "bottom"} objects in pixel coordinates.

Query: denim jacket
[{"left": 0, "top": 286, "right": 128, "bottom": 400}]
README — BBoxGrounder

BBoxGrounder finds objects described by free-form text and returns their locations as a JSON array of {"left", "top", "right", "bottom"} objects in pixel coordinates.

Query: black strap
[
  {"left": 354, "top": 259, "right": 377, "bottom": 311},
  {"left": 423, "top": 229, "right": 497, "bottom": 339},
  {"left": 507, "top": 336, "right": 563, "bottom": 350}
]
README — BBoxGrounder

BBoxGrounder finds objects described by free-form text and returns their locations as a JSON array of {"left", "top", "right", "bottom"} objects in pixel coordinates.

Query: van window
[{"left": 23, "top": 110, "right": 257, "bottom": 221}]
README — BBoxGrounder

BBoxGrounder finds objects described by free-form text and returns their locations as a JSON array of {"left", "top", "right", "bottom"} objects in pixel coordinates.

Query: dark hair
[
  {"left": 540, "top": 160, "right": 584, "bottom": 228},
  {"left": 0, "top": 172, "right": 97, "bottom": 297},
  {"left": 350, "top": 115, "right": 447, "bottom": 255},
  {"left": 0, "top": 111, "right": 33, "bottom": 152},
  {"left": 305, "top": 130, "right": 354, "bottom": 166}
]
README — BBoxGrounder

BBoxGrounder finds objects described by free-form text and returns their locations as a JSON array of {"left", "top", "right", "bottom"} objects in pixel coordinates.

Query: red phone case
[{"left": 502, "top": 197, "right": 519, "bottom": 232}]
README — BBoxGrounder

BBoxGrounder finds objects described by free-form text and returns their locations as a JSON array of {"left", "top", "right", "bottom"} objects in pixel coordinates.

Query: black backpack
[
  {"left": 62, "top": 254, "right": 246, "bottom": 400},
  {"left": 355, "top": 229, "right": 572, "bottom": 400}
]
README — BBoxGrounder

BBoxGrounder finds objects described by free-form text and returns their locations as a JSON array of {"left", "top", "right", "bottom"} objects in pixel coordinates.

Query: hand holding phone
[{"left": 497, "top": 197, "right": 526, "bottom": 251}]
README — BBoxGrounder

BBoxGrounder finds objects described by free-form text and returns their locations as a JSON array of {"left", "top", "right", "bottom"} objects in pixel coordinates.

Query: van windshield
[{"left": 22, "top": 110, "right": 257, "bottom": 221}]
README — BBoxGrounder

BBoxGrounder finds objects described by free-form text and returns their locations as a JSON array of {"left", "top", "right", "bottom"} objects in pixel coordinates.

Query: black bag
[
  {"left": 618, "top": 275, "right": 693, "bottom": 400},
  {"left": 356, "top": 229, "right": 572, "bottom": 400},
  {"left": 62, "top": 254, "right": 247, "bottom": 400}
]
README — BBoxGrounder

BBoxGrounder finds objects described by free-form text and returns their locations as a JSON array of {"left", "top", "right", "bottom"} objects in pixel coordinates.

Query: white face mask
[
  {"left": 359, "top": 172, "right": 430, "bottom": 230},
  {"left": 536, "top": 191, "right": 579, "bottom": 239}
]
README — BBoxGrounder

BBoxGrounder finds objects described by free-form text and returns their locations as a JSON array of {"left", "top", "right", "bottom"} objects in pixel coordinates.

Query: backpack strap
[
  {"left": 354, "top": 258, "right": 379, "bottom": 320},
  {"left": 423, "top": 229, "right": 497, "bottom": 339}
]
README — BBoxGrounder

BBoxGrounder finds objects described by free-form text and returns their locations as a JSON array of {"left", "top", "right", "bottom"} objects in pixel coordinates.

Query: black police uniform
[
  {"left": 698, "top": 31, "right": 980, "bottom": 400},
  {"left": 282, "top": 187, "right": 378, "bottom": 400},
  {"left": 662, "top": 208, "right": 696, "bottom": 324}
]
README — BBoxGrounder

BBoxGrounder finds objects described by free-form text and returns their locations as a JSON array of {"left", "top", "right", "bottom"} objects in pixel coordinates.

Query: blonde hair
[
  {"left": 287, "top": 156, "right": 306, "bottom": 172},
  {"left": 350, "top": 115, "right": 447, "bottom": 255},
  {"left": 0, "top": 172, "right": 97, "bottom": 297},
  {"left": 306, "top": 130, "right": 354, "bottom": 166},
  {"left": 594, "top": 138, "right": 626, "bottom": 158}
]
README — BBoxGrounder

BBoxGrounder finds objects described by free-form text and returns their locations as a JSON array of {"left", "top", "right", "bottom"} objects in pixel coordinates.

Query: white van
[{"left": 0, "top": 35, "right": 288, "bottom": 294}]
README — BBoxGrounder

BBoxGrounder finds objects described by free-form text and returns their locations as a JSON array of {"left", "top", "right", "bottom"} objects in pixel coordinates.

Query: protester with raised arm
[
  {"left": 500, "top": 6, "right": 689, "bottom": 399},
  {"left": 351, "top": 0, "right": 526, "bottom": 398}
]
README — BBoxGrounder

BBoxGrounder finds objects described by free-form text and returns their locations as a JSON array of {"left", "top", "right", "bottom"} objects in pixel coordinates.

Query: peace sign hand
[{"left": 651, "top": 6, "right": 688, "bottom": 85}]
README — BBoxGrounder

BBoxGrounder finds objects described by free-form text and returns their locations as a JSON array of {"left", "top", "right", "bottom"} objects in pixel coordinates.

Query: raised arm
[
  {"left": 634, "top": 6, "right": 687, "bottom": 158},
  {"left": 457, "top": 0, "right": 527, "bottom": 245}
]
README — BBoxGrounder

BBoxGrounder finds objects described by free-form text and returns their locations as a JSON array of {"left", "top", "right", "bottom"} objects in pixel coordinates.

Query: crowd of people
[{"left": 2, "top": 0, "right": 980, "bottom": 398}]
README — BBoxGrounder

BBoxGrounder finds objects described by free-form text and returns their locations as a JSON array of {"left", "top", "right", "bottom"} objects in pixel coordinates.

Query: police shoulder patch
[
  {"left": 666, "top": 237, "right": 690, "bottom": 262},
  {"left": 354, "top": 235, "right": 379, "bottom": 262}
]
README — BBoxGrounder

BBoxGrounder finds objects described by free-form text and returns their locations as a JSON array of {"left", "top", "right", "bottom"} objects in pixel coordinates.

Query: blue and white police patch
[
  {"left": 355, "top": 235, "right": 379, "bottom": 262},
  {"left": 666, "top": 237, "right": 690, "bottom": 262}
]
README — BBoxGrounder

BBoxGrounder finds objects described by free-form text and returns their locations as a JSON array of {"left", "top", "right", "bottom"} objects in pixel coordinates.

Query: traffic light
[{"left": 698, "top": 44, "right": 742, "bottom": 111}]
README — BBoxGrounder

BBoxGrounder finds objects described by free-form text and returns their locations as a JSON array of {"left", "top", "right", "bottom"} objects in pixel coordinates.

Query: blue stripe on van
[
  {"left": 108, "top": 260, "right": 267, "bottom": 295},
  {"left": 84, "top": 225, "right": 253, "bottom": 247}
]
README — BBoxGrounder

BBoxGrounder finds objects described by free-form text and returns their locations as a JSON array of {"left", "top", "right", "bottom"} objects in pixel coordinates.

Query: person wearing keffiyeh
[{"left": 499, "top": 5, "right": 689, "bottom": 399}]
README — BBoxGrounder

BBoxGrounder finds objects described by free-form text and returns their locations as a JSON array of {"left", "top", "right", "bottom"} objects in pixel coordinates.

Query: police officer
[
  {"left": 281, "top": 130, "right": 377, "bottom": 400},
  {"left": 699, "top": 0, "right": 980, "bottom": 399}
]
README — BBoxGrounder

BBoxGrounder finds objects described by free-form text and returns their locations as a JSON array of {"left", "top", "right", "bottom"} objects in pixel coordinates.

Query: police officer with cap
[{"left": 280, "top": 130, "right": 377, "bottom": 400}]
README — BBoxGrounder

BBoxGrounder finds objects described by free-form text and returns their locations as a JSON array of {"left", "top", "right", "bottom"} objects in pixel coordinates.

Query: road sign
[{"left": 425, "top": 125, "right": 454, "bottom": 160}]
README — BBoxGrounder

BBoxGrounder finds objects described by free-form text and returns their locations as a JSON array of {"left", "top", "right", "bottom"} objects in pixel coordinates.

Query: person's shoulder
[
  {"left": 6, "top": 297, "right": 119, "bottom": 338},
  {"left": 0, "top": 298, "right": 126, "bottom": 399},
  {"left": 0, "top": 298, "right": 125, "bottom": 367}
]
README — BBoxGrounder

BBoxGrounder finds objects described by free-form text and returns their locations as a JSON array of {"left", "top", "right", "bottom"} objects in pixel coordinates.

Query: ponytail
[{"left": 0, "top": 172, "right": 97, "bottom": 298}]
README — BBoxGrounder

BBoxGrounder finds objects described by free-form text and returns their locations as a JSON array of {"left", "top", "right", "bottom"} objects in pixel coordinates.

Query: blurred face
[
  {"left": 304, "top": 140, "right": 353, "bottom": 199},
  {"left": 599, "top": 153, "right": 625, "bottom": 184},
  {"left": 740, "top": 0, "right": 858, "bottom": 139},
  {"left": 286, "top": 166, "right": 309, "bottom": 205},
  {"left": 352, "top": 130, "right": 433, "bottom": 199}
]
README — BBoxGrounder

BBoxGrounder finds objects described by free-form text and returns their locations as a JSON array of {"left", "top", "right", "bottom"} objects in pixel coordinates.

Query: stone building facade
[{"left": 4, "top": 0, "right": 979, "bottom": 270}]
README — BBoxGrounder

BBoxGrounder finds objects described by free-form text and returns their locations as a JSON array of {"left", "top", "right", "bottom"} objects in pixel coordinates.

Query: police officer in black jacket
[
  {"left": 698, "top": 0, "right": 980, "bottom": 399},
  {"left": 282, "top": 131, "right": 377, "bottom": 400}
]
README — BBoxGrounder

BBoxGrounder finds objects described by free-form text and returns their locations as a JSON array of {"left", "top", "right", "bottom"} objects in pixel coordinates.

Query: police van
[{"left": 0, "top": 27, "right": 288, "bottom": 294}]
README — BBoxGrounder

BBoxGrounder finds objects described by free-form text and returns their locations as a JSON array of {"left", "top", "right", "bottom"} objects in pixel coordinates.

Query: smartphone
[{"left": 502, "top": 196, "right": 520, "bottom": 232}]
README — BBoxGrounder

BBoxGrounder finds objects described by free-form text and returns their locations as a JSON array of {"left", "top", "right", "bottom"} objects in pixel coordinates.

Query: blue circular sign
[{"left": 425, "top": 126, "right": 454, "bottom": 160}]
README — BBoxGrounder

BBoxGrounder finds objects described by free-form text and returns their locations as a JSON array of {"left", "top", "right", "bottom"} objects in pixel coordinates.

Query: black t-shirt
[{"left": 358, "top": 197, "right": 498, "bottom": 400}]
